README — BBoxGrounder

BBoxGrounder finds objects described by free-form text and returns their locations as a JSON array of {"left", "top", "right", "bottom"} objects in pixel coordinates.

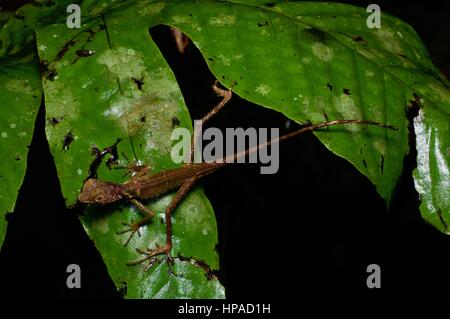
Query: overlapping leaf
[
  {"left": 0, "top": 54, "right": 42, "bottom": 248},
  {"left": 152, "top": 0, "right": 448, "bottom": 223},
  {"left": 36, "top": 4, "right": 222, "bottom": 298},
  {"left": 1, "top": 0, "right": 449, "bottom": 298},
  {"left": 413, "top": 88, "right": 450, "bottom": 233}
]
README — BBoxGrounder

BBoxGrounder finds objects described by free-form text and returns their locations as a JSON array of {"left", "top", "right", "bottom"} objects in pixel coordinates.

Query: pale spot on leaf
[
  {"left": 302, "top": 57, "right": 312, "bottom": 64},
  {"left": 255, "top": 84, "right": 271, "bottom": 96},
  {"left": 373, "top": 139, "right": 387, "bottom": 155},
  {"left": 209, "top": 14, "right": 236, "bottom": 26},
  {"left": 217, "top": 54, "right": 231, "bottom": 66},
  {"left": 333, "top": 94, "right": 363, "bottom": 132},
  {"left": 312, "top": 42, "right": 334, "bottom": 62},
  {"left": 97, "top": 47, "right": 146, "bottom": 80},
  {"left": 373, "top": 27, "right": 404, "bottom": 55}
]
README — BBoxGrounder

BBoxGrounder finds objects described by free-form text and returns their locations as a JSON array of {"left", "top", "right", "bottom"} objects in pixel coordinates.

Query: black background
[{"left": 0, "top": 0, "right": 449, "bottom": 299}]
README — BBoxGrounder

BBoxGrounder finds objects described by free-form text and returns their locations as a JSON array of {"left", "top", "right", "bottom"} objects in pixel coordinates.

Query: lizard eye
[{"left": 95, "top": 194, "right": 105, "bottom": 203}]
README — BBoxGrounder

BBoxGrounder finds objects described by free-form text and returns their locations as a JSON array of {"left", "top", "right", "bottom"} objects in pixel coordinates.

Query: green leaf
[
  {"left": 80, "top": 191, "right": 223, "bottom": 298},
  {"left": 0, "top": 11, "right": 13, "bottom": 28},
  {"left": 159, "top": 0, "right": 426, "bottom": 204},
  {"left": 413, "top": 89, "right": 450, "bottom": 234},
  {"left": 3, "top": 0, "right": 449, "bottom": 297},
  {"left": 36, "top": 4, "right": 222, "bottom": 298},
  {"left": 0, "top": 1, "right": 74, "bottom": 58},
  {"left": 155, "top": 0, "right": 449, "bottom": 214},
  {"left": 0, "top": 54, "right": 42, "bottom": 248}
]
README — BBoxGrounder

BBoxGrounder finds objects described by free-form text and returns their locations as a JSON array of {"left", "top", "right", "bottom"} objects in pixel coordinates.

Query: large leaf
[
  {"left": 1, "top": 0, "right": 449, "bottom": 297},
  {"left": 0, "top": 1, "right": 71, "bottom": 58},
  {"left": 153, "top": 0, "right": 448, "bottom": 224},
  {"left": 413, "top": 88, "right": 450, "bottom": 234},
  {"left": 36, "top": 4, "right": 223, "bottom": 298},
  {"left": 159, "top": 0, "right": 433, "bottom": 205},
  {"left": 0, "top": 54, "right": 42, "bottom": 248}
]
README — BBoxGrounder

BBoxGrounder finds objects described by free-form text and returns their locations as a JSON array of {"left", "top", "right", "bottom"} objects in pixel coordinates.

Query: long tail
[{"left": 220, "top": 119, "right": 397, "bottom": 163}]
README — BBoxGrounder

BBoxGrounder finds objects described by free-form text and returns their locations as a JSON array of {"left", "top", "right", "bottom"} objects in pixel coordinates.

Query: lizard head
[{"left": 78, "top": 178, "right": 123, "bottom": 204}]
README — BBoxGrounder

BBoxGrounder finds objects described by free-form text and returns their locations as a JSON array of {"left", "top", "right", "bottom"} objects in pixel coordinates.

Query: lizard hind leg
[{"left": 128, "top": 176, "right": 198, "bottom": 273}]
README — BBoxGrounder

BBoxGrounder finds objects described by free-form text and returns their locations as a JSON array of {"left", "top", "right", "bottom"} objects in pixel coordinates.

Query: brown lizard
[{"left": 78, "top": 81, "right": 397, "bottom": 270}]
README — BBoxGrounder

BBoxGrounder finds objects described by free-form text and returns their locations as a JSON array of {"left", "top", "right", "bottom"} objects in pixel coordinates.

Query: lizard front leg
[{"left": 190, "top": 80, "right": 234, "bottom": 162}]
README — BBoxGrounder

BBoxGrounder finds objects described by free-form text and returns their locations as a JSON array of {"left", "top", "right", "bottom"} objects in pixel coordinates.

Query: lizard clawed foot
[
  {"left": 127, "top": 244, "right": 178, "bottom": 275},
  {"left": 212, "top": 80, "right": 235, "bottom": 98},
  {"left": 116, "top": 200, "right": 155, "bottom": 247},
  {"left": 134, "top": 244, "right": 170, "bottom": 262},
  {"left": 116, "top": 221, "right": 142, "bottom": 247}
]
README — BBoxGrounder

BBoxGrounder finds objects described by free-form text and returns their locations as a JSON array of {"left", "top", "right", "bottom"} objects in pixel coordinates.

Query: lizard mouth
[{"left": 78, "top": 192, "right": 94, "bottom": 203}]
